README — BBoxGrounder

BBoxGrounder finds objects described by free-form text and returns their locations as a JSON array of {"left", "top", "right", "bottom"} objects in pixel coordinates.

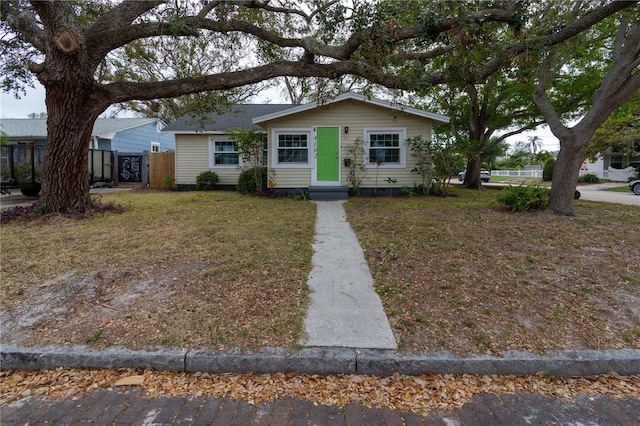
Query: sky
[{"left": 0, "top": 81, "right": 560, "bottom": 152}]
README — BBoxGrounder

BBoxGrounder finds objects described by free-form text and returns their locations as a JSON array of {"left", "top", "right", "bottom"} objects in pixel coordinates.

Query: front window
[
  {"left": 277, "top": 133, "right": 309, "bottom": 164},
  {"left": 365, "top": 128, "right": 406, "bottom": 167},
  {"left": 213, "top": 140, "right": 239, "bottom": 166}
]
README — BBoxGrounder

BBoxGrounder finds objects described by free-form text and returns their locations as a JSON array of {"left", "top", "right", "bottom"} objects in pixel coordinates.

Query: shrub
[
  {"left": 195, "top": 170, "right": 219, "bottom": 190},
  {"left": 237, "top": 167, "right": 267, "bottom": 194},
  {"left": 543, "top": 158, "right": 555, "bottom": 181},
  {"left": 578, "top": 173, "right": 600, "bottom": 183},
  {"left": 497, "top": 185, "right": 550, "bottom": 212}
]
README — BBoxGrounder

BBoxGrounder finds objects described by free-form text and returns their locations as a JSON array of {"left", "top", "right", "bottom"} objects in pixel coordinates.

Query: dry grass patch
[
  {"left": 1, "top": 189, "right": 315, "bottom": 351},
  {"left": 345, "top": 189, "right": 640, "bottom": 355}
]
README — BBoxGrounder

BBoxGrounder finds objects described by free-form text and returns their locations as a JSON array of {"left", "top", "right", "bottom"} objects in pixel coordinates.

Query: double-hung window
[
  {"left": 365, "top": 128, "right": 406, "bottom": 167},
  {"left": 212, "top": 139, "right": 239, "bottom": 167},
  {"left": 273, "top": 130, "right": 311, "bottom": 167}
]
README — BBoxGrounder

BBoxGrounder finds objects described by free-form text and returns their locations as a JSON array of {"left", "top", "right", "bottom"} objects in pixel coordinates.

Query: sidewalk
[{"left": 303, "top": 201, "right": 397, "bottom": 350}]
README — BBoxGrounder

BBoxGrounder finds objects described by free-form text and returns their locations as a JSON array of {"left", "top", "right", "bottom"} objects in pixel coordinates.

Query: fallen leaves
[{"left": 1, "top": 368, "right": 638, "bottom": 416}]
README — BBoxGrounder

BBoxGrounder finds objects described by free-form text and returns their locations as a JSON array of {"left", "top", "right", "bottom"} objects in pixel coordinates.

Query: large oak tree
[
  {"left": 1, "top": 0, "right": 633, "bottom": 213},
  {"left": 533, "top": 7, "right": 640, "bottom": 215}
]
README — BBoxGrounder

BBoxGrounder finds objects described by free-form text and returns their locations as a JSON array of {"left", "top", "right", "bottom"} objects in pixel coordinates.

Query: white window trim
[
  {"left": 209, "top": 137, "right": 242, "bottom": 168},
  {"left": 150, "top": 141, "right": 160, "bottom": 153},
  {"left": 271, "top": 128, "right": 313, "bottom": 169},
  {"left": 363, "top": 127, "right": 406, "bottom": 169}
]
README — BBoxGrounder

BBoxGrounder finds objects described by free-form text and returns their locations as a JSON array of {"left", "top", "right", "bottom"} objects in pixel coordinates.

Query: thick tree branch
[
  {"left": 0, "top": 1, "right": 44, "bottom": 51},
  {"left": 580, "top": 22, "right": 640, "bottom": 135},
  {"left": 474, "top": 0, "right": 636, "bottom": 82},
  {"left": 88, "top": 0, "right": 162, "bottom": 37},
  {"left": 533, "top": 56, "right": 573, "bottom": 142},
  {"left": 98, "top": 59, "right": 410, "bottom": 105},
  {"left": 492, "top": 120, "right": 545, "bottom": 144}
]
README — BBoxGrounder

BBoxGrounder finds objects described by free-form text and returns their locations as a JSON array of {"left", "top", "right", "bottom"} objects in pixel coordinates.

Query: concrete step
[{"left": 308, "top": 186, "right": 349, "bottom": 200}]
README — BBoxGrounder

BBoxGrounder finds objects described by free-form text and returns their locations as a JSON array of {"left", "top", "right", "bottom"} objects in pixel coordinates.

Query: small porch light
[{"left": 344, "top": 126, "right": 349, "bottom": 134}]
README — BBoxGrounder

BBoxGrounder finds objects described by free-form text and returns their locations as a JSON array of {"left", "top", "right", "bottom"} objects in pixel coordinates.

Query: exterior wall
[
  {"left": 174, "top": 134, "right": 244, "bottom": 185},
  {"left": 111, "top": 122, "right": 175, "bottom": 153},
  {"left": 264, "top": 99, "right": 434, "bottom": 189},
  {"left": 175, "top": 134, "right": 210, "bottom": 185}
]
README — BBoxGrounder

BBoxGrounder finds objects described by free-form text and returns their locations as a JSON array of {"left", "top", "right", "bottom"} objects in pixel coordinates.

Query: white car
[
  {"left": 458, "top": 169, "right": 491, "bottom": 183},
  {"left": 630, "top": 180, "right": 640, "bottom": 195}
]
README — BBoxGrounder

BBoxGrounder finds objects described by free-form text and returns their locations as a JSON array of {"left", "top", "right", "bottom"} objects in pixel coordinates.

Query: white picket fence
[
  {"left": 491, "top": 166, "right": 635, "bottom": 182},
  {"left": 491, "top": 169, "right": 543, "bottom": 178}
]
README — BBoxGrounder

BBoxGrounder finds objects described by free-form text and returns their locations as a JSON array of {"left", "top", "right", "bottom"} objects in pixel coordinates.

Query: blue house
[{"left": 0, "top": 118, "right": 175, "bottom": 152}]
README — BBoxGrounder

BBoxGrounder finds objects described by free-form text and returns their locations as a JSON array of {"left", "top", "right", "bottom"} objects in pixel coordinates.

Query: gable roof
[
  {"left": 252, "top": 92, "right": 450, "bottom": 125},
  {"left": 0, "top": 118, "right": 158, "bottom": 139},
  {"left": 162, "top": 104, "right": 295, "bottom": 134}
]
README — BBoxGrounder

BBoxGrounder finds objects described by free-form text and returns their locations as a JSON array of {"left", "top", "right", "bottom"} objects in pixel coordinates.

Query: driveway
[{"left": 577, "top": 182, "right": 639, "bottom": 206}]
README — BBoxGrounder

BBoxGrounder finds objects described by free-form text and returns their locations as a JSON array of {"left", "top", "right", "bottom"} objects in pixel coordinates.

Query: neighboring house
[
  {"left": 0, "top": 118, "right": 175, "bottom": 152},
  {"left": 584, "top": 148, "right": 639, "bottom": 181},
  {"left": 163, "top": 92, "right": 449, "bottom": 195}
]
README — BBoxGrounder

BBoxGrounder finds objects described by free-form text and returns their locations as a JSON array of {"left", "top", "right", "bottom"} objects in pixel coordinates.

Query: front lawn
[
  {"left": 345, "top": 189, "right": 640, "bottom": 355},
  {"left": 0, "top": 190, "right": 315, "bottom": 351},
  {"left": 2, "top": 187, "right": 638, "bottom": 356}
]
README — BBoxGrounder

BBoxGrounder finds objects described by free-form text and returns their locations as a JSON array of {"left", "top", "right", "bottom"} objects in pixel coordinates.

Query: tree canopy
[{"left": 0, "top": 0, "right": 636, "bottom": 213}]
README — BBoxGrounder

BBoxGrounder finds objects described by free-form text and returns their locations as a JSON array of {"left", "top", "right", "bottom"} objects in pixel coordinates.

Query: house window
[
  {"left": 151, "top": 142, "right": 160, "bottom": 153},
  {"left": 213, "top": 140, "right": 239, "bottom": 166},
  {"left": 275, "top": 131, "right": 310, "bottom": 165},
  {"left": 365, "top": 128, "right": 406, "bottom": 167}
]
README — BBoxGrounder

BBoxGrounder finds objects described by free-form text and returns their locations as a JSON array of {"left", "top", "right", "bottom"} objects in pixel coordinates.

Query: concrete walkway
[{"left": 302, "top": 201, "right": 397, "bottom": 350}]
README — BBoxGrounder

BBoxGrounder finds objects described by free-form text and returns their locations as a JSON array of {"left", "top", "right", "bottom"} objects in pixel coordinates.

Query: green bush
[
  {"left": 542, "top": 158, "right": 555, "bottom": 181},
  {"left": 195, "top": 170, "right": 219, "bottom": 190},
  {"left": 237, "top": 167, "right": 267, "bottom": 194},
  {"left": 497, "top": 185, "right": 550, "bottom": 212},
  {"left": 578, "top": 173, "right": 600, "bottom": 183}
]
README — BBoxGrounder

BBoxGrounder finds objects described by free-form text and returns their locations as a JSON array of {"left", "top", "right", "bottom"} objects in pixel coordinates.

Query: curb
[{"left": 2, "top": 345, "right": 640, "bottom": 377}]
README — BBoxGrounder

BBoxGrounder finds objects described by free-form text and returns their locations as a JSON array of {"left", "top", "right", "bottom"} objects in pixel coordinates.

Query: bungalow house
[
  {"left": 0, "top": 117, "right": 175, "bottom": 152},
  {"left": 162, "top": 92, "right": 449, "bottom": 197}
]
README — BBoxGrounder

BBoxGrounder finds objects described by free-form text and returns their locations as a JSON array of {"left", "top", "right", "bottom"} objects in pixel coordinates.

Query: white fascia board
[
  {"left": 98, "top": 132, "right": 117, "bottom": 140},
  {"left": 252, "top": 92, "right": 450, "bottom": 124}
]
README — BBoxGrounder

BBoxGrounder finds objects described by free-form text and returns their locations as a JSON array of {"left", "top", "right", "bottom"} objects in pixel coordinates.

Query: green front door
[{"left": 316, "top": 127, "right": 340, "bottom": 183}]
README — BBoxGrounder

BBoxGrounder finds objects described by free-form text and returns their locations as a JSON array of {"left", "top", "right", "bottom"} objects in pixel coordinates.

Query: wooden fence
[{"left": 149, "top": 151, "right": 175, "bottom": 189}]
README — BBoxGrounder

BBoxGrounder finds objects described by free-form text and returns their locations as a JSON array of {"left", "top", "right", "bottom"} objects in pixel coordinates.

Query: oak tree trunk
[
  {"left": 40, "top": 86, "right": 104, "bottom": 213},
  {"left": 34, "top": 15, "right": 109, "bottom": 213},
  {"left": 462, "top": 157, "right": 483, "bottom": 189},
  {"left": 547, "top": 135, "right": 586, "bottom": 216}
]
